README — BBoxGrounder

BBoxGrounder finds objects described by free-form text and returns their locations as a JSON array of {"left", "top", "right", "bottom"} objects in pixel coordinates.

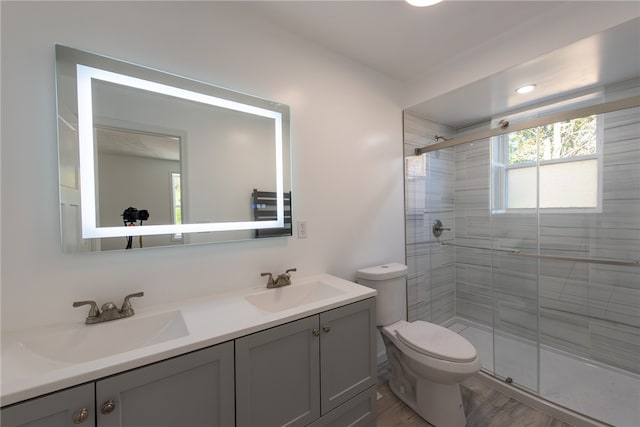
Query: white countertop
[{"left": 1, "top": 274, "right": 376, "bottom": 406}]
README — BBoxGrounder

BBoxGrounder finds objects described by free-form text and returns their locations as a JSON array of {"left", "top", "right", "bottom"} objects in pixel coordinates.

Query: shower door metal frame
[{"left": 415, "top": 95, "right": 640, "bottom": 155}]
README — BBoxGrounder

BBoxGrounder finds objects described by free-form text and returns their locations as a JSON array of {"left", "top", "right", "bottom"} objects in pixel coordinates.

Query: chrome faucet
[
  {"left": 261, "top": 268, "right": 297, "bottom": 288},
  {"left": 73, "top": 292, "right": 144, "bottom": 324}
]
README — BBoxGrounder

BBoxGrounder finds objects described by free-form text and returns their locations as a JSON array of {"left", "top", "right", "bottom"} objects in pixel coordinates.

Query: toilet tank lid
[{"left": 356, "top": 263, "right": 408, "bottom": 280}]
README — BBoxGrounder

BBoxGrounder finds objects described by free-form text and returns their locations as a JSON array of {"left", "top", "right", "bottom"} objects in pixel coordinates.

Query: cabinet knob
[
  {"left": 72, "top": 408, "right": 89, "bottom": 424},
  {"left": 322, "top": 325, "right": 331, "bottom": 333},
  {"left": 101, "top": 399, "right": 116, "bottom": 415},
  {"left": 312, "top": 328, "right": 320, "bottom": 337}
]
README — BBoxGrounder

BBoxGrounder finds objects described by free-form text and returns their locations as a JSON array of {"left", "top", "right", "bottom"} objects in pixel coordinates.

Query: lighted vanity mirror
[{"left": 55, "top": 45, "right": 291, "bottom": 252}]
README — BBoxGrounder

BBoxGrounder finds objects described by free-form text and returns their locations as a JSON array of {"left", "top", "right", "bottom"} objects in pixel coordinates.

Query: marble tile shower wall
[
  {"left": 404, "top": 112, "right": 456, "bottom": 324},
  {"left": 404, "top": 80, "right": 640, "bottom": 375},
  {"left": 455, "top": 140, "right": 542, "bottom": 342},
  {"left": 454, "top": 101, "right": 640, "bottom": 374}
]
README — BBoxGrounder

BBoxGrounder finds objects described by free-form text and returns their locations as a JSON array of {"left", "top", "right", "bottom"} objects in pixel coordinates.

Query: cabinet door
[
  {"left": 1, "top": 383, "right": 95, "bottom": 427},
  {"left": 235, "top": 315, "right": 320, "bottom": 427},
  {"left": 308, "top": 385, "right": 376, "bottom": 427},
  {"left": 96, "top": 341, "right": 234, "bottom": 427},
  {"left": 320, "top": 298, "right": 376, "bottom": 414}
]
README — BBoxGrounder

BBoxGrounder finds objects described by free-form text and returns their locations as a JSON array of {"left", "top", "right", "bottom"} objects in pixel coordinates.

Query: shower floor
[{"left": 448, "top": 320, "right": 640, "bottom": 427}]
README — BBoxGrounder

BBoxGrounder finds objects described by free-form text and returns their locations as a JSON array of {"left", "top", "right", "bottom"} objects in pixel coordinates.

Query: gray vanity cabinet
[
  {"left": 235, "top": 315, "right": 320, "bottom": 427},
  {"left": 2, "top": 342, "right": 234, "bottom": 427},
  {"left": 319, "top": 298, "right": 377, "bottom": 414},
  {"left": 1, "top": 383, "right": 95, "bottom": 427},
  {"left": 2, "top": 298, "right": 375, "bottom": 427},
  {"left": 235, "top": 298, "right": 376, "bottom": 427},
  {"left": 96, "top": 341, "right": 234, "bottom": 427}
]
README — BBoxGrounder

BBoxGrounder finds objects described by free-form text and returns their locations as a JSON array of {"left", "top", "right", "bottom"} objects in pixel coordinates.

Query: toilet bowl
[
  {"left": 383, "top": 320, "right": 481, "bottom": 384},
  {"left": 356, "top": 263, "right": 481, "bottom": 427}
]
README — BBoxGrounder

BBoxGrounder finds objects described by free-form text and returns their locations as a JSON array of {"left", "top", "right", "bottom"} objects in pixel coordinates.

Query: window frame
[
  {"left": 170, "top": 171, "right": 183, "bottom": 241},
  {"left": 491, "top": 109, "right": 604, "bottom": 215}
]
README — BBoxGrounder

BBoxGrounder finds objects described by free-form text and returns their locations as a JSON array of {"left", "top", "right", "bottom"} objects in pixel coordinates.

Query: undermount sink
[
  {"left": 245, "top": 281, "right": 345, "bottom": 313},
  {"left": 20, "top": 310, "right": 188, "bottom": 364}
]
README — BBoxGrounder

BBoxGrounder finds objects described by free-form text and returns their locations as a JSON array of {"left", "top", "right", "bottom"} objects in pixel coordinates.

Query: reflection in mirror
[
  {"left": 55, "top": 45, "right": 292, "bottom": 252},
  {"left": 95, "top": 126, "right": 182, "bottom": 251}
]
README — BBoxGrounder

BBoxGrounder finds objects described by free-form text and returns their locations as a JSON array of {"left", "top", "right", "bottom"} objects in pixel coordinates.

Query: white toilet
[{"left": 356, "top": 263, "right": 481, "bottom": 427}]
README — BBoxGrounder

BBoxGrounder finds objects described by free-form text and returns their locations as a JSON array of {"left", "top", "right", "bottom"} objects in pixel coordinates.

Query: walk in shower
[{"left": 403, "top": 81, "right": 640, "bottom": 426}]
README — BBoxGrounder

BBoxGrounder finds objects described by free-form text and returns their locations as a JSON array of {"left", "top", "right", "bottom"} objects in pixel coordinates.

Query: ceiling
[
  {"left": 253, "top": 1, "right": 640, "bottom": 127},
  {"left": 96, "top": 127, "right": 180, "bottom": 162},
  {"left": 412, "top": 16, "right": 640, "bottom": 127},
  {"left": 255, "top": 0, "right": 561, "bottom": 82}
]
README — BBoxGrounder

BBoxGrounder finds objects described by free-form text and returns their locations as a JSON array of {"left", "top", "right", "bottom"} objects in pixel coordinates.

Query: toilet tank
[{"left": 356, "top": 263, "right": 408, "bottom": 326}]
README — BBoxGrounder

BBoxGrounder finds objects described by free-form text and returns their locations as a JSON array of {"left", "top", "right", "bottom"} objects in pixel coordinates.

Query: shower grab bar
[
  {"left": 440, "top": 242, "right": 520, "bottom": 254},
  {"left": 510, "top": 252, "right": 640, "bottom": 267},
  {"left": 439, "top": 242, "right": 640, "bottom": 267}
]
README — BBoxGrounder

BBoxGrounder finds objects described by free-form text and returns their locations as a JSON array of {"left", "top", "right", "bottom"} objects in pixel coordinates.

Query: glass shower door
[
  {"left": 404, "top": 93, "right": 640, "bottom": 427},
  {"left": 490, "top": 129, "right": 540, "bottom": 392},
  {"left": 490, "top": 212, "right": 540, "bottom": 391}
]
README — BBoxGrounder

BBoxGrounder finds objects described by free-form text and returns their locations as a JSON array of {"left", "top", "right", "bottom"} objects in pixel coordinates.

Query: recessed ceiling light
[
  {"left": 406, "top": 0, "right": 443, "bottom": 7},
  {"left": 516, "top": 84, "right": 536, "bottom": 94}
]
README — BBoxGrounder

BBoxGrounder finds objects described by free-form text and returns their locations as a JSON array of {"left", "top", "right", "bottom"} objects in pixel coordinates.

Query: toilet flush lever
[{"left": 432, "top": 220, "right": 451, "bottom": 238}]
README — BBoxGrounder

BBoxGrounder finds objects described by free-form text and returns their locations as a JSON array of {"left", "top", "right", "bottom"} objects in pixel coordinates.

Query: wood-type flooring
[{"left": 376, "top": 364, "right": 573, "bottom": 427}]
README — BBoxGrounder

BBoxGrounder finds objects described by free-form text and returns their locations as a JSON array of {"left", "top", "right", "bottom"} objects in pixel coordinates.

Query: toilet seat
[{"left": 395, "top": 321, "right": 477, "bottom": 363}]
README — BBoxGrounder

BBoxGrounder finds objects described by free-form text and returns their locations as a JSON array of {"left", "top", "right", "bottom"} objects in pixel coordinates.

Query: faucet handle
[
  {"left": 73, "top": 300, "right": 100, "bottom": 318},
  {"left": 121, "top": 292, "right": 144, "bottom": 313},
  {"left": 261, "top": 272, "right": 275, "bottom": 285},
  {"left": 274, "top": 268, "right": 297, "bottom": 287}
]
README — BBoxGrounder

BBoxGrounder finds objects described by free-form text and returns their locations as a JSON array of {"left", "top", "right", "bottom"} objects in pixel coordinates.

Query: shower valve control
[{"left": 432, "top": 219, "right": 451, "bottom": 238}]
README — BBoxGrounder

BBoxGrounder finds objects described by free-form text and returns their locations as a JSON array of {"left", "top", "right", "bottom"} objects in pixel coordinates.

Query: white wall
[
  {"left": 97, "top": 152, "right": 181, "bottom": 251},
  {"left": 0, "top": 2, "right": 405, "bottom": 332}
]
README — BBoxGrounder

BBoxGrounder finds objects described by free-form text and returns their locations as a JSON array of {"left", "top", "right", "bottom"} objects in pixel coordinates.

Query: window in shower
[
  {"left": 406, "top": 153, "right": 427, "bottom": 178},
  {"left": 492, "top": 114, "right": 602, "bottom": 212}
]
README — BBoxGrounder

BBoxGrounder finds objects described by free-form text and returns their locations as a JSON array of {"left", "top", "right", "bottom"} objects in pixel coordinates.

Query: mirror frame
[{"left": 55, "top": 45, "right": 289, "bottom": 241}]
